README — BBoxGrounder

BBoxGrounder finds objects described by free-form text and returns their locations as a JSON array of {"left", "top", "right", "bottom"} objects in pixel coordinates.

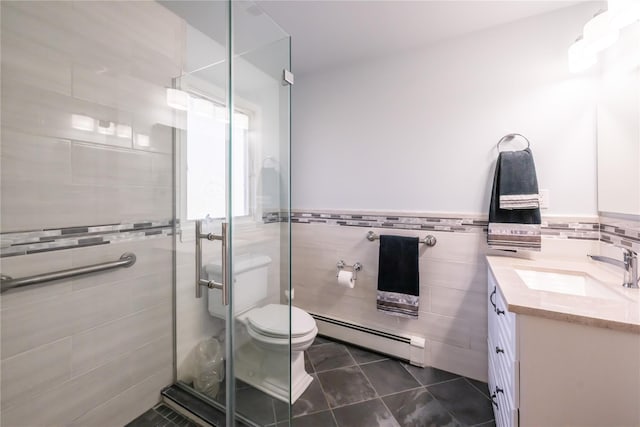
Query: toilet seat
[
  {"left": 246, "top": 304, "right": 317, "bottom": 352},
  {"left": 247, "top": 304, "right": 316, "bottom": 337}
]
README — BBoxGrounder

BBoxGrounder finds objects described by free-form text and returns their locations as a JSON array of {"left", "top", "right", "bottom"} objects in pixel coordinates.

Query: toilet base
[{"left": 234, "top": 341, "right": 313, "bottom": 404}]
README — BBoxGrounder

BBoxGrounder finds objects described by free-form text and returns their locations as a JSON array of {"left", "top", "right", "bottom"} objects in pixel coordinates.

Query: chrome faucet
[{"left": 588, "top": 249, "right": 639, "bottom": 288}]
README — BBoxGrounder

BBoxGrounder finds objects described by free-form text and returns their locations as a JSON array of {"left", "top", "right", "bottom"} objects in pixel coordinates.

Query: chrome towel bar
[
  {"left": 0, "top": 252, "right": 136, "bottom": 293},
  {"left": 366, "top": 231, "right": 437, "bottom": 247}
]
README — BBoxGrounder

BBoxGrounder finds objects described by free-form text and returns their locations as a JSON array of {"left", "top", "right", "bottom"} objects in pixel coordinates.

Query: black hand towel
[
  {"left": 488, "top": 148, "right": 541, "bottom": 251},
  {"left": 376, "top": 235, "right": 419, "bottom": 318}
]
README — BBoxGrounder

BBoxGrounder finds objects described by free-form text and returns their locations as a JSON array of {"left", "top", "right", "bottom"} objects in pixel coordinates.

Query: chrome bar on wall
[
  {"left": 194, "top": 220, "right": 228, "bottom": 305},
  {"left": 0, "top": 252, "right": 137, "bottom": 293},
  {"left": 366, "top": 231, "right": 437, "bottom": 247}
]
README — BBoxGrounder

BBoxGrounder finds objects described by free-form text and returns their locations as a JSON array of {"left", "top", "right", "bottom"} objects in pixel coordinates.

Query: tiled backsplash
[
  {"left": 0, "top": 220, "right": 174, "bottom": 257},
  {"left": 290, "top": 210, "right": 600, "bottom": 240},
  {"left": 600, "top": 215, "right": 640, "bottom": 253}
]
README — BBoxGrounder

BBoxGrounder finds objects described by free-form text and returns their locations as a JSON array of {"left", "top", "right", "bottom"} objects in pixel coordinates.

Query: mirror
[{"left": 596, "top": 22, "right": 640, "bottom": 217}]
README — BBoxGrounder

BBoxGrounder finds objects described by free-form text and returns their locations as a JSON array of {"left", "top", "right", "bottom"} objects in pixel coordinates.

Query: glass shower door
[
  {"left": 229, "top": 1, "right": 293, "bottom": 425},
  {"left": 170, "top": 1, "right": 292, "bottom": 425}
]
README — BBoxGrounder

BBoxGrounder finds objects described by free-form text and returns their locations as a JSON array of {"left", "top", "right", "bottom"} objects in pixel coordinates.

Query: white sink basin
[{"left": 515, "top": 268, "right": 623, "bottom": 300}]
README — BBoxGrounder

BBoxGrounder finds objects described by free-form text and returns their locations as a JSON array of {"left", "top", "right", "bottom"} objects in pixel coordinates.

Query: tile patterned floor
[{"left": 128, "top": 336, "right": 495, "bottom": 427}]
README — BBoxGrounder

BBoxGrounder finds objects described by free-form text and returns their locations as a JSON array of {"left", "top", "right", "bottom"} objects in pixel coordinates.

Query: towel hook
[{"left": 497, "top": 133, "right": 530, "bottom": 152}]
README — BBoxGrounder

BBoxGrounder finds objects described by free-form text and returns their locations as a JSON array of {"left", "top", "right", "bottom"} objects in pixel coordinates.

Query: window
[{"left": 184, "top": 94, "right": 252, "bottom": 220}]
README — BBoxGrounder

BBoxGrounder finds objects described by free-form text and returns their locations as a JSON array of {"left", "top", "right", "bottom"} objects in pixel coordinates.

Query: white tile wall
[
  {"left": 292, "top": 220, "right": 599, "bottom": 382},
  {"left": 0, "top": 238, "right": 174, "bottom": 422},
  {"left": 68, "top": 367, "right": 173, "bottom": 427},
  {"left": 0, "top": 2, "right": 182, "bottom": 425},
  {"left": 0, "top": 338, "right": 72, "bottom": 409},
  {"left": 1, "top": 0, "right": 178, "bottom": 233}
]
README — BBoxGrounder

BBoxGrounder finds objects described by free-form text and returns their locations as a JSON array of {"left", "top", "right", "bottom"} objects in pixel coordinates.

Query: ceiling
[{"left": 255, "top": 1, "right": 590, "bottom": 76}]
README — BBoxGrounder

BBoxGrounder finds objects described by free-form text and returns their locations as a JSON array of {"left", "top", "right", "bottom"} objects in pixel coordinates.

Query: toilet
[{"left": 205, "top": 255, "right": 317, "bottom": 403}]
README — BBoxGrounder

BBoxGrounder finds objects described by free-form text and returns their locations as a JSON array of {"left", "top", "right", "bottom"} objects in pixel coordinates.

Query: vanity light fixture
[
  {"left": 608, "top": 0, "right": 640, "bottom": 29},
  {"left": 166, "top": 88, "right": 189, "bottom": 111},
  {"left": 568, "top": 36, "right": 597, "bottom": 73},
  {"left": 116, "top": 124, "right": 132, "bottom": 139},
  {"left": 71, "top": 114, "right": 96, "bottom": 132},
  {"left": 583, "top": 10, "right": 619, "bottom": 53},
  {"left": 135, "top": 133, "right": 150, "bottom": 147},
  {"left": 192, "top": 98, "right": 215, "bottom": 119},
  {"left": 569, "top": 1, "right": 639, "bottom": 73},
  {"left": 96, "top": 120, "right": 116, "bottom": 135}
]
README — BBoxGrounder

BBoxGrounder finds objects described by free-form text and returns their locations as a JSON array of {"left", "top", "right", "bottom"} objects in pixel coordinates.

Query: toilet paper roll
[{"left": 337, "top": 270, "right": 355, "bottom": 288}]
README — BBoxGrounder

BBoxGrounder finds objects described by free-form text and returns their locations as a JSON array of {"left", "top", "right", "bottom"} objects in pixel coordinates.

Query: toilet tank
[{"left": 205, "top": 254, "right": 272, "bottom": 318}]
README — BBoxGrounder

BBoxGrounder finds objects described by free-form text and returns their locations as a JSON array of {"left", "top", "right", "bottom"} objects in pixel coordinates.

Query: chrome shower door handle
[
  {"left": 220, "top": 222, "right": 229, "bottom": 306},
  {"left": 195, "top": 221, "right": 229, "bottom": 305}
]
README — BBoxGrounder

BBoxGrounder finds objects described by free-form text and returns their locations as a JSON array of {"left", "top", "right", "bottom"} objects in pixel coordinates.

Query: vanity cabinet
[
  {"left": 487, "top": 268, "right": 640, "bottom": 427},
  {"left": 487, "top": 271, "right": 519, "bottom": 427}
]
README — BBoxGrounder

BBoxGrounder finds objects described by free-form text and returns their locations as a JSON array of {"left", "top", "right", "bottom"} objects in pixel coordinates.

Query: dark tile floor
[{"left": 128, "top": 337, "right": 495, "bottom": 427}]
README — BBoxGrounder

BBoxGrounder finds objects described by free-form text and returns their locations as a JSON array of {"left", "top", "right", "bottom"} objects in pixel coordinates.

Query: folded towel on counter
[
  {"left": 488, "top": 148, "right": 541, "bottom": 251},
  {"left": 376, "top": 235, "right": 419, "bottom": 318}
]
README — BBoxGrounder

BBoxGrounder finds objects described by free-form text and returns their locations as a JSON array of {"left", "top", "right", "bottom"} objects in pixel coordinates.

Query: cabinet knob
[
  {"left": 495, "top": 346, "right": 504, "bottom": 354},
  {"left": 495, "top": 386, "right": 504, "bottom": 395},
  {"left": 496, "top": 307, "right": 505, "bottom": 316}
]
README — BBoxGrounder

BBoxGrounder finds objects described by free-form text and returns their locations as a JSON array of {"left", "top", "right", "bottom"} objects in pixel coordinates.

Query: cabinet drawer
[
  {"left": 488, "top": 335, "right": 519, "bottom": 409},
  {"left": 488, "top": 272, "right": 516, "bottom": 358},
  {"left": 489, "top": 352, "right": 517, "bottom": 427}
]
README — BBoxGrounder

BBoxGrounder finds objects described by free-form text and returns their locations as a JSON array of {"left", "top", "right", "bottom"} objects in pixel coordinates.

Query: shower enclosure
[
  {"left": 0, "top": 1, "right": 292, "bottom": 426},
  {"left": 168, "top": 1, "right": 293, "bottom": 425}
]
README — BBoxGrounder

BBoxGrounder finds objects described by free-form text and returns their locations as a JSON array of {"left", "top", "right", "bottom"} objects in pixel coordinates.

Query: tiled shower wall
[
  {"left": 291, "top": 210, "right": 601, "bottom": 381},
  {"left": 0, "top": 2, "right": 182, "bottom": 425}
]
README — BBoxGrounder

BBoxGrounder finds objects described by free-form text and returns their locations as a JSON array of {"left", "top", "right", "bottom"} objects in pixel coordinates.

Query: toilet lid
[{"left": 247, "top": 304, "right": 316, "bottom": 338}]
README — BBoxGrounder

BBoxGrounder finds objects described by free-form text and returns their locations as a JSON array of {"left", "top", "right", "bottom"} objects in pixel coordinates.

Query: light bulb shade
[
  {"left": 583, "top": 10, "right": 620, "bottom": 52},
  {"left": 608, "top": 0, "right": 640, "bottom": 29},
  {"left": 192, "top": 98, "right": 215, "bottom": 118},
  {"left": 166, "top": 88, "right": 189, "bottom": 111},
  {"left": 568, "top": 37, "right": 597, "bottom": 73}
]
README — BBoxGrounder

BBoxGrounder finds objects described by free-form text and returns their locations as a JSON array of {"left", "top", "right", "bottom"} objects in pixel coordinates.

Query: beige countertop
[{"left": 486, "top": 255, "right": 640, "bottom": 334}]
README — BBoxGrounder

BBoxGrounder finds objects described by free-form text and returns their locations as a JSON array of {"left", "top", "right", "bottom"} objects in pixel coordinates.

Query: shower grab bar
[
  {"left": 366, "top": 231, "right": 437, "bottom": 247},
  {"left": 0, "top": 252, "right": 136, "bottom": 293}
]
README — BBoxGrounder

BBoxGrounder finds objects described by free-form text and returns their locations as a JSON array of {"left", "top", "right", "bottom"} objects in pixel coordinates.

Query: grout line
[
  {"left": 312, "top": 365, "right": 340, "bottom": 426},
  {"left": 377, "top": 385, "right": 425, "bottom": 399},
  {"left": 377, "top": 397, "right": 401, "bottom": 426},
  {"left": 421, "top": 376, "right": 464, "bottom": 388},
  {"left": 398, "top": 361, "right": 424, "bottom": 385},
  {"left": 305, "top": 353, "right": 316, "bottom": 374},
  {"left": 356, "top": 363, "right": 400, "bottom": 425},
  {"left": 312, "top": 361, "right": 358, "bottom": 374},
  {"left": 422, "top": 387, "right": 463, "bottom": 426},
  {"left": 398, "top": 362, "right": 462, "bottom": 388},
  {"left": 463, "top": 377, "right": 491, "bottom": 401}
]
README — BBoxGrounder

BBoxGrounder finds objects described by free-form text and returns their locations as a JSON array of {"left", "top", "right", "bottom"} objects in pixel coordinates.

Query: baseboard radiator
[{"left": 310, "top": 313, "right": 426, "bottom": 367}]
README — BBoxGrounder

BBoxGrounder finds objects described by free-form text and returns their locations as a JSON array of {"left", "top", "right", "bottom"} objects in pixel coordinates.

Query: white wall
[
  {"left": 292, "top": 3, "right": 601, "bottom": 216},
  {"left": 597, "top": 23, "right": 640, "bottom": 216}
]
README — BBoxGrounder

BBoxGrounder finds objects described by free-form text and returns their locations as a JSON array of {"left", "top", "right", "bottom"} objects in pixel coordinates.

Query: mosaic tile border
[
  {"left": 288, "top": 210, "right": 601, "bottom": 240},
  {"left": 600, "top": 216, "right": 640, "bottom": 253},
  {"left": 0, "top": 220, "right": 175, "bottom": 257}
]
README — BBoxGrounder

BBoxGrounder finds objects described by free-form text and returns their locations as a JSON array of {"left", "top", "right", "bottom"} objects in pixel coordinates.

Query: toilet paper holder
[{"left": 336, "top": 260, "right": 363, "bottom": 281}]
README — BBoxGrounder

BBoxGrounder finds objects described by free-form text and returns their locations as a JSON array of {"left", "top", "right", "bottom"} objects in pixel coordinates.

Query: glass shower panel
[
  {"left": 164, "top": 0, "right": 234, "bottom": 421},
  {"left": 229, "top": 1, "right": 293, "bottom": 425},
  {"left": 168, "top": 0, "right": 292, "bottom": 425}
]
